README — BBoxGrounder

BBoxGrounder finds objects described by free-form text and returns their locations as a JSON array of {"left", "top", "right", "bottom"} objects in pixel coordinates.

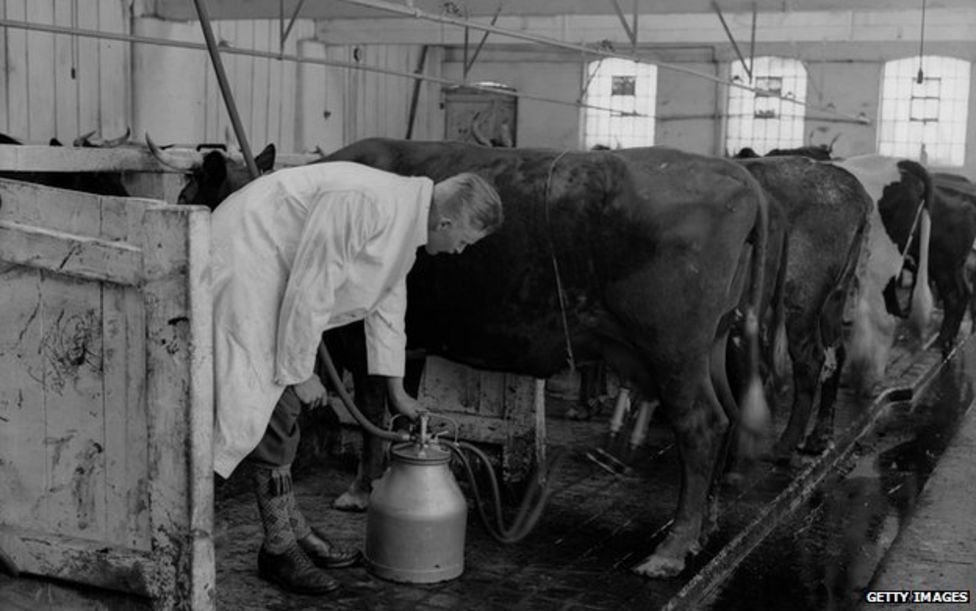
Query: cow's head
[{"left": 146, "top": 134, "right": 275, "bottom": 210}]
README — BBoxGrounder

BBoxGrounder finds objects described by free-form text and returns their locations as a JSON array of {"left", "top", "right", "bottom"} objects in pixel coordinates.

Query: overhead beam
[
  {"left": 314, "top": 9, "right": 976, "bottom": 47},
  {"left": 609, "top": 0, "right": 637, "bottom": 48},
  {"left": 712, "top": 1, "right": 752, "bottom": 79},
  {"left": 149, "top": 0, "right": 972, "bottom": 21}
]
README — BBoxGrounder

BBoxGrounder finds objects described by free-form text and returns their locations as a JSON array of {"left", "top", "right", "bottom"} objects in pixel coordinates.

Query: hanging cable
[
  {"left": 543, "top": 151, "right": 577, "bottom": 374},
  {"left": 916, "top": 0, "right": 927, "bottom": 84}
]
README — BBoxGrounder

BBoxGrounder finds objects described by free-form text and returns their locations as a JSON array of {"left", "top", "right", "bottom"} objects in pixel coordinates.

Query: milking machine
[
  {"left": 318, "top": 344, "right": 563, "bottom": 584},
  {"left": 586, "top": 387, "right": 659, "bottom": 476}
]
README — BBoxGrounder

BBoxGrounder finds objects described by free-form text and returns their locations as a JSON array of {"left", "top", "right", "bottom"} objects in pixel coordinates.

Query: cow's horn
[
  {"left": 105, "top": 126, "right": 132, "bottom": 147},
  {"left": 73, "top": 129, "right": 99, "bottom": 147},
  {"left": 146, "top": 133, "right": 201, "bottom": 171}
]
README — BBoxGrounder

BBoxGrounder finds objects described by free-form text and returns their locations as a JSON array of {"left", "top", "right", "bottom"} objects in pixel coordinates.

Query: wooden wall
[
  {"left": 131, "top": 17, "right": 318, "bottom": 153},
  {"left": 2, "top": 3, "right": 973, "bottom": 170},
  {"left": 0, "top": 0, "right": 129, "bottom": 144}
]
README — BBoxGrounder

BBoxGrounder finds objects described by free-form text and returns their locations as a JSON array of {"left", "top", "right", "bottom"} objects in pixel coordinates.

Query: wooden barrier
[{"left": 0, "top": 178, "right": 213, "bottom": 610}]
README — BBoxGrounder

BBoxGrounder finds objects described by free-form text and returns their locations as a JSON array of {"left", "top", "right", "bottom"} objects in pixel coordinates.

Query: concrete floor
[{"left": 1, "top": 324, "right": 971, "bottom": 611}]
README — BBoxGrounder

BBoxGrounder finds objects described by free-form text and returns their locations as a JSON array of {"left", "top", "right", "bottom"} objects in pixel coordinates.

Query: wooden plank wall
[
  {"left": 0, "top": 0, "right": 130, "bottom": 144},
  {"left": 2, "top": 5, "right": 446, "bottom": 156},
  {"left": 201, "top": 18, "right": 316, "bottom": 153},
  {"left": 321, "top": 44, "right": 446, "bottom": 146}
]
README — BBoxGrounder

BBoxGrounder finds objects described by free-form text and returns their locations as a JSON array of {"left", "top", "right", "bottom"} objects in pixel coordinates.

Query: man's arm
[
  {"left": 275, "top": 193, "right": 375, "bottom": 386},
  {"left": 365, "top": 280, "right": 424, "bottom": 420}
]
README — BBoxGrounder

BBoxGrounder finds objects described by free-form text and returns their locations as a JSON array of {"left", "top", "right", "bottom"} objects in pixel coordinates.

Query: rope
[
  {"left": 898, "top": 197, "right": 926, "bottom": 268},
  {"left": 543, "top": 151, "right": 576, "bottom": 373}
]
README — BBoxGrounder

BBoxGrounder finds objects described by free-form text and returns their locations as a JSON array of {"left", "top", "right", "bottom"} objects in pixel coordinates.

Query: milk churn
[{"left": 364, "top": 416, "right": 467, "bottom": 583}]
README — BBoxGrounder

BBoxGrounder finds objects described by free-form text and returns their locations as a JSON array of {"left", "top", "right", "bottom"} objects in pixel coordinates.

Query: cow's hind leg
[
  {"left": 773, "top": 322, "right": 822, "bottom": 462},
  {"left": 805, "top": 344, "right": 844, "bottom": 454},
  {"left": 633, "top": 362, "right": 727, "bottom": 578},
  {"left": 332, "top": 373, "right": 389, "bottom": 512}
]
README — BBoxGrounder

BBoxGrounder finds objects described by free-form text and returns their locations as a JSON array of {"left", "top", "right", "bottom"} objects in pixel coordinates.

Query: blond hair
[{"left": 434, "top": 173, "right": 504, "bottom": 234}]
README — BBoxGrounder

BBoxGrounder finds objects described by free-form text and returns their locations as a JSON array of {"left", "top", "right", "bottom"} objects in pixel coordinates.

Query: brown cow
[{"left": 164, "top": 137, "right": 773, "bottom": 578}]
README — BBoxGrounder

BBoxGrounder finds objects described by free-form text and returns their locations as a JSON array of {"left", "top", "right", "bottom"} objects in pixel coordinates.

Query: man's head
[{"left": 426, "top": 173, "right": 503, "bottom": 255}]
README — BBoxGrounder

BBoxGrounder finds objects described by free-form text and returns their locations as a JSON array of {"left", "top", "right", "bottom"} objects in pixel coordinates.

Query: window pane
[
  {"left": 725, "top": 57, "right": 807, "bottom": 154},
  {"left": 879, "top": 56, "right": 970, "bottom": 166},
  {"left": 582, "top": 58, "right": 656, "bottom": 149}
]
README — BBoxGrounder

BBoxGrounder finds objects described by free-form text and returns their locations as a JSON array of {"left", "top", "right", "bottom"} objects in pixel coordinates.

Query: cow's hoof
[
  {"left": 801, "top": 436, "right": 833, "bottom": 456},
  {"left": 632, "top": 554, "right": 685, "bottom": 578},
  {"left": 771, "top": 441, "right": 796, "bottom": 464},
  {"left": 563, "top": 406, "right": 592, "bottom": 421},
  {"left": 722, "top": 471, "right": 744, "bottom": 489},
  {"left": 332, "top": 489, "right": 369, "bottom": 512}
]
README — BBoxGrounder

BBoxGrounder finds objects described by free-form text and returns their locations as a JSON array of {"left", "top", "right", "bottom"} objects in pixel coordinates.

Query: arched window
[
  {"left": 581, "top": 58, "right": 657, "bottom": 150},
  {"left": 725, "top": 57, "right": 807, "bottom": 156},
  {"left": 878, "top": 56, "right": 970, "bottom": 167}
]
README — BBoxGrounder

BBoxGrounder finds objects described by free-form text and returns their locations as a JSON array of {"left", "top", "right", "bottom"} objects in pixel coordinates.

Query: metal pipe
[
  {"left": 191, "top": 0, "right": 259, "bottom": 179},
  {"left": 464, "top": 6, "right": 502, "bottom": 76},
  {"left": 405, "top": 45, "right": 429, "bottom": 139},
  {"left": 0, "top": 17, "right": 870, "bottom": 124},
  {"left": 609, "top": 0, "right": 636, "bottom": 47},
  {"left": 712, "top": 0, "right": 751, "bottom": 80},
  {"left": 280, "top": 0, "right": 308, "bottom": 54},
  {"left": 0, "top": 19, "right": 658, "bottom": 119},
  {"left": 333, "top": 0, "right": 860, "bottom": 119}
]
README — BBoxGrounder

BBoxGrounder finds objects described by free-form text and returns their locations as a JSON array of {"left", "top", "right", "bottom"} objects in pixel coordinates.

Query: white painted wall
[
  {"left": 131, "top": 16, "right": 318, "bottom": 153},
  {"left": 0, "top": 0, "right": 129, "bottom": 144},
  {"left": 1, "top": 2, "right": 974, "bottom": 173}
]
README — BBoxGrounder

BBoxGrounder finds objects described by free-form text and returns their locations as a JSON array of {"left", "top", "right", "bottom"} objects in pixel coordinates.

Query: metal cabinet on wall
[{"left": 443, "top": 83, "right": 517, "bottom": 147}]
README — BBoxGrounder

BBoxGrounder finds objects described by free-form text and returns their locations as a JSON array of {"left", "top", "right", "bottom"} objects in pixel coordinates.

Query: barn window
[
  {"left": 725, "top": 57, "right": 808, "bottom": 156},
  {"left": 582, "top": 58, "right": 657, "bottom": 150},
  {"left": 878, "top": 56, "right": 970, "bottom": 167}
]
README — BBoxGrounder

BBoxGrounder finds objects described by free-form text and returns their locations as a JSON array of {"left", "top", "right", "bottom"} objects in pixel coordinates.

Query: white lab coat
[{"left": 211, "top": 161, "right": 432, "bottom": 477}]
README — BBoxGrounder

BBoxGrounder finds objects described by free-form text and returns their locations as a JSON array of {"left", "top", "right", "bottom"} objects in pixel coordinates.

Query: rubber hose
[{"left": 317, "top": 342, "right": 409, "bottom": 443}]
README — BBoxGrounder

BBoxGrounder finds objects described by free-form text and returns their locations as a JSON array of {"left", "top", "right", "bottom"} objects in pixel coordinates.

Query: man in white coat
[{"left": 210, "top": 161, "right": 503, "bottom": 594}]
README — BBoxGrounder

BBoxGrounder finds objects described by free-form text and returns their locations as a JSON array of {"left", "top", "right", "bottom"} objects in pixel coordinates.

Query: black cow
[
  {"left": 729, "top": 155, "right": 872, "bottom": 458},
  {"left": 927, "top": 173, "right": 976, "bottom": 351},
  {"left": 0, "top": 132, "right": 128, "bottom": 196},
  {"left": 736, "top": 144, "right": 834, "bottom": 161},
  {"left": 825, "top": 156, "right": 933, "bottom": 385},
  {"left": 172, "top": 137, "right": 773, "bottom": 578},
  {"left": 737, "top": 148, "right": 935, "bottom": 389},
  {"left": 145, "top": 134, "right": 276, "bottom": 209}
]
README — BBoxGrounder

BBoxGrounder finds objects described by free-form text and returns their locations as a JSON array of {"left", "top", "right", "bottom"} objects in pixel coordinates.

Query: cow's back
[{"left": 322, "top": 139, "right": 764, "bottom": 379}]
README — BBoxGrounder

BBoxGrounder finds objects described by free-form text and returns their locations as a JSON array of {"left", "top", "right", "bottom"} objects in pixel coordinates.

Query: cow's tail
[
  {"left": 768, "top": 231, "right": 791, "bottom": 385},
  {"left": 738, "top": 183, "right": 771, "bottom": 457},
  {"left": 906, "top": 162, "right": 934, "bottom": 340}
]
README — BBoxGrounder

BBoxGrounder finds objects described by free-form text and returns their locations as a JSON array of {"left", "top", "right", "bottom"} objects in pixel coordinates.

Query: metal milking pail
[{"left": 364, "top": 416, "right": 467, "bottom": 583}]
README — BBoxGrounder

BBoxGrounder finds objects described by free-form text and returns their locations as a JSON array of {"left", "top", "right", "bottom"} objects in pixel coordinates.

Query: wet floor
[
  {"left": 703, "top": 336, "right": 976, "bottom": 611},
  {"left": 0, "top": 327, "right": 971, "bottom": 610}
]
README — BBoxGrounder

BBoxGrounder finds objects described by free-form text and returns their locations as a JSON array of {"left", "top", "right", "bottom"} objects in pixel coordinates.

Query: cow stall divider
[{"left": 0, "top": 144, "right": 313, "bottom": 611}]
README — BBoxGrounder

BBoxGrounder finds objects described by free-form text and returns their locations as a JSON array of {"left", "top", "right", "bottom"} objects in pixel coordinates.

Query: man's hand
[
  {"left": 391, "top": 395, "right": 424, "bottom": 421},
  {"left": 385, "top": 376, "right": 427, "bottom": 421},
  {"left": 293, "top": 374, "right": 327, "bottom": 408}
]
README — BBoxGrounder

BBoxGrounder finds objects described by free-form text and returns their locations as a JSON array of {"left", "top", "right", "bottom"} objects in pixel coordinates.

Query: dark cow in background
[
  {"left": 735, "top": 148, "right": 935, "bottom": 390},
  {"left": 829, "top": 155, "right": 933, "bottom": 385},
  {"left": 927, "top": 173, "right": 976, "bottom": 350},
  {"left": 736, "top": 144, "right": 834, "bottom": 162},
  {"left": 167, "top": 137, "right": 774, "bottom": 578},
  {"left": 728, "top": 155, "right": 872, "bottom": 458},
  {"left": 0, "top": 132, "right": 129, "bottom": 196},
  {"left": 145, "top": 134, "right": 277, "bottom": 209}
]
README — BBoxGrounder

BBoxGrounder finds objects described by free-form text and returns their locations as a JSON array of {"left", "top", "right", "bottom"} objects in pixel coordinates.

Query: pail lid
[{"left": 391, "top": 441, "right": 452, "bottom": 465}]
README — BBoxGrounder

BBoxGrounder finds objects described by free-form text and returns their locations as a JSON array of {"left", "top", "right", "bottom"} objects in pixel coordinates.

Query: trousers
[{"left": 247, "top": 386, "right": 302, "bottom": 468}]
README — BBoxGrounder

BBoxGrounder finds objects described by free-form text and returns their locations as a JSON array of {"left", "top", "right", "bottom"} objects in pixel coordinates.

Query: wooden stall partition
[
  {"left": 417, "top": 356, "right": 546, "bottom": 483},
  {"left": 0, "top": 178, "right": 214, "bottom": 610}
]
